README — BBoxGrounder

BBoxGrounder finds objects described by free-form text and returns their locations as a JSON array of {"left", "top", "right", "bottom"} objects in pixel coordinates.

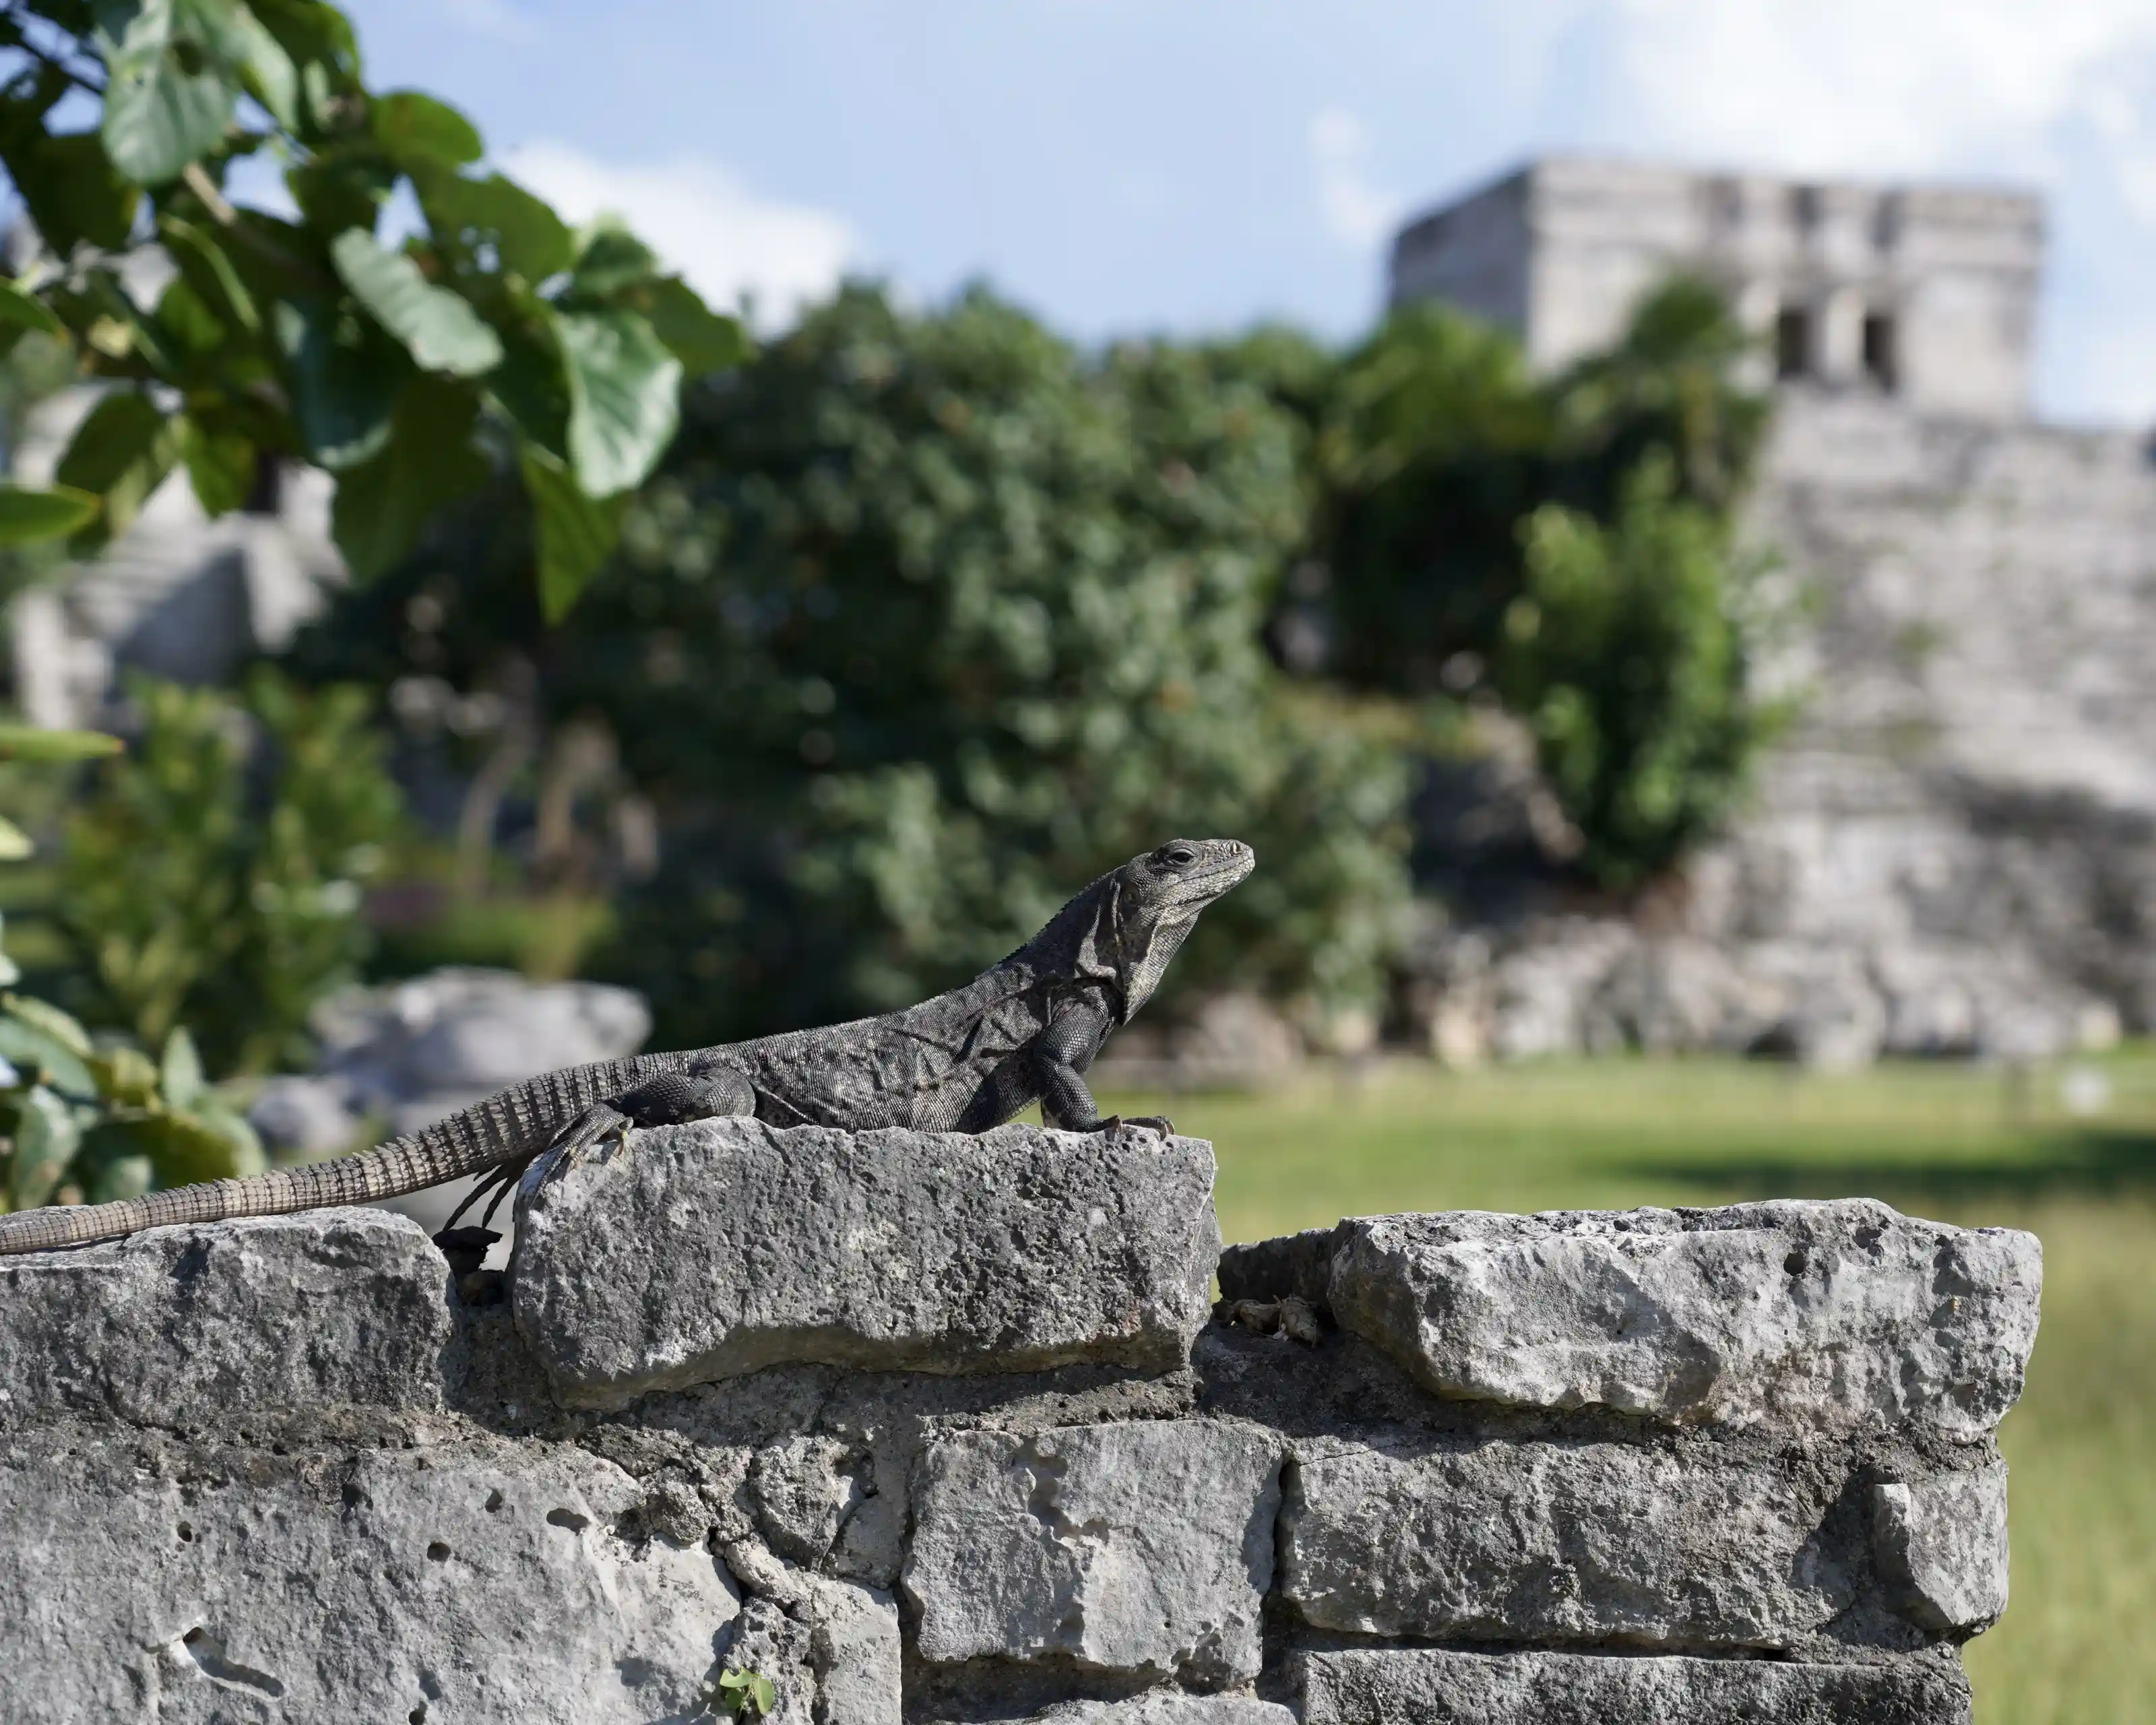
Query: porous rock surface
[
  {"left": 0, "top": 1146, "right": 2029, "bottom": 1723},
  {"left": 1281, "top": 1435, "right": 1855, "bottom": 1647},
  {"left": 511, "top": 1119, "right": 1220, "bottom": 1407},
  {"left": 1296, "top": 1646, "right": 1973, "bottom": 1724},
  {"left": 0, "top": 1210, "right": 451, "bottom": 1430},
  {"left": 1226, "top": 1200, "right": 2042, "bottom": 1436},
  {"left": 0, "top": 1432, "right": 738, "bottom": 1724},
  {"left": 906, "top": 1420, "right": 1281, "bottom": 1683}
]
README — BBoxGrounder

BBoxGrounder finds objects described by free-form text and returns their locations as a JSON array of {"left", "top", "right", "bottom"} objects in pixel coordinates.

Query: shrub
[
  {"left": 1499, "top": 455, "right": 1790, "bottom": 889},
  {"left": 56, "top": 671, "right": 404, "bottom": 1072}
]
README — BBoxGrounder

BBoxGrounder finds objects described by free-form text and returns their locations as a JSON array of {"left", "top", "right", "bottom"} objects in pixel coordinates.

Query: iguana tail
[{"left": 0, "top": 1053, "right": 673, "bottom": 1256}]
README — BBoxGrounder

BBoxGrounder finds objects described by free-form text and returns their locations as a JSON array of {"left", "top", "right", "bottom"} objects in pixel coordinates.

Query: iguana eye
[{"left": 1160, "top": 844, "right": 1197, "bottom": 869}]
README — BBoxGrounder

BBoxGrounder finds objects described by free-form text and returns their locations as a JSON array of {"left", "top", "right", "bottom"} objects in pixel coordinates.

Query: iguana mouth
[{"left": 1155, "top": 839, "right": 1255, "bottom": 908}]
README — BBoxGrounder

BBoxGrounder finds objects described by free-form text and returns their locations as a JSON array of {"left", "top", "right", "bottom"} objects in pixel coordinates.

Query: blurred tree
[
  {"left": 56, "top": 669, "right": 403, "bottom": 1071},
  {"left": 0, "top": 722, "right": 266, "bottom": 1212},
  {"left": 1314, "top": 301, "right": 1552, "bottom": 691},
  {"left": 0, "top": 0, "right": 743, "bottom": 615},
  {"left": 1315, "top": 276, "right": 1787, "bottom": 891},
  {"left": 290, "top": 284, "right": 1414, "bottom": 1044},
  {"left": 1498, "top": 454, "right": 1791, "bottom": 890}
]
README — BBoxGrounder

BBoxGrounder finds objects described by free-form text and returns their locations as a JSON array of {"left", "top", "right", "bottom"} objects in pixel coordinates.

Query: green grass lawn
[{"left": 1102, "top": 1052, "right": 2156, "bottom": 1725}]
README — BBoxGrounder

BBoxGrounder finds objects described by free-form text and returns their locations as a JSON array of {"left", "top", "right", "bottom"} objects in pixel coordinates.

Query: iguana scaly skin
[{"left": 0, "top": 839, "right": 1254, "bottom": 1255}]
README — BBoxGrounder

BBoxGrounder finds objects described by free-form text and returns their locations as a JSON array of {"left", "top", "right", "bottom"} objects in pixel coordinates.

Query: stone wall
[{"left": 0, "top": 1123, "right": 2039, "bottom": 1722}]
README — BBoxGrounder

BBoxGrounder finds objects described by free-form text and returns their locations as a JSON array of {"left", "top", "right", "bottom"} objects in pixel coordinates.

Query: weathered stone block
[
  {"left": 1297, "top": 1646, "right": 1973, "bottom": 1724},
  {"left": 511, "top": 1121, "right": 1219, "bottom": 1408},
  {"left": 1874, "top": 1465, "right": 2010, "bottom": 1635},
  {"left": 1226, "top": 1201, "right": 2041, "bottom": 1435},
  {"left": 0, "top": 1212, "right": 451, "bottom": 1429},
  {"left": 904, "top": 1420, "right": 1281, "bottom": 1684},
  {"left": 0, "top": 1436, "right": 739, "bottom": 1724},
  {"left": 1280, "top": 1436, "right": 1851, "bottom": 1648},
  {"left": 1010, "top": 1699, "right": 1297, "bottom": 1722}
]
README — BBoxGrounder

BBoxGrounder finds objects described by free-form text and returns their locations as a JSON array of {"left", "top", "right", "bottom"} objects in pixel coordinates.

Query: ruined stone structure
[
  {"left": 0, "top": 1123, "right": 2037, "bottom": 1721},
  {"left": 1392, "top": 160, "right": 2156, "bottom": 1065},
  {"left": 1391, "top": 156, "right": 2041, "bottom": 421}
]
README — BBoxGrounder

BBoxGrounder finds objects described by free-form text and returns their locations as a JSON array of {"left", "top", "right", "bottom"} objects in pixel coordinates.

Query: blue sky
[{"left": 343, "top": 0, "right": 2156, "bottom": 425}]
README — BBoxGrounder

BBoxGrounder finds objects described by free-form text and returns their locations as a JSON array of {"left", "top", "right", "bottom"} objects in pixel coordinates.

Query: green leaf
[
  {"left": 749, "top": 1674, "right": 775, "bottom": 1716},
  {"left": 159, "top": 1025, "right": 204, "bottom": 1108},
  {"left": 54, "top": 389, "right": 178, "bottom": 549},
  {"left": 330, "top": 228, "right": 504, "bottom": 377},
  {"left": 633, "top": 276, "right": 747, "bottom": 379},
  {"left": 0, "top": 817, "right": 31, "bottom": 862},
  {"left": 10, "top": 1085, "right": 80, "bottom": 1209},
  {"left": 178, "top": 413, "right": 257, "bottom": 516},
  {"left": 412, "top": 168, "right": 573, "bottom": 280},
  {"left": 329, "top": 373, "right": 491, "bottom": 582},
  {"left": 160, "top": 215, "right": 259, "bottom": 333},
  {"left": 0, "top": 282, "right": 65, "bottom": 339},
  {"left": 486, "top": 315, "right": 571, "bottom": 458},
  {"left": 0, "top": 483, "right": 100, "bottom": 545},
  {"left": 0, "top": 725, "right": 124, "bottom": 761},
  {"left": 286, "top": 153, "right": 387, "bottom": 236},
  {"left": 371, "top": 90, "right": 482, "bottom": 168},
  {"left": 550, "top": 307, "right": 681, "bottom": 497},
  {"left": 0, "top": 127, "right": 140, "bottom": 253},
  {"left": 96, "top": 0, "right": 250, "bottom": 185},
  {"left": 110, "top": 1108, "right": 261, "bottom": 1185},
  {"left": 84, "top": 1151, "right": 154, "bottom": 1205},
  {"left": 89, "top": 1044, "right": 161, "bottom": 1106},
  {"left": 234, "top": 4, "right": 300, "bottom": 131},
  {"left": 519, "top": 439, "right": 624, "bottom": 623},
  {"left": 568, "top": 221, "right": 659, "bottom": 299},
  {"left": 0, "top": 1014, "right": 96, "bottom": 1099},
  {"left": 272, "top": 295, "right": 410, "bottom": 468},
  {"left": 4, "top": 994, "right": 92, "bottom": 1059}
]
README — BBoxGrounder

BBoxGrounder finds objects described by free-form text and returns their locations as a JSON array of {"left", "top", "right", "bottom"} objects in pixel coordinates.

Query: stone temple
[
  {"left": 1390, "top": 156, "right": 2042, "bottom": 420},
  {"left": 1391, "top": 156, "right": 2156, "bottom": 1067}
]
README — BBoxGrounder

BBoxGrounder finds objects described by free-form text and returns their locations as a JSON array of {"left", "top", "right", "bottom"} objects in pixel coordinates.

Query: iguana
[{"left": 0, "top": 838, "right": 1253, "bottom": 1255}]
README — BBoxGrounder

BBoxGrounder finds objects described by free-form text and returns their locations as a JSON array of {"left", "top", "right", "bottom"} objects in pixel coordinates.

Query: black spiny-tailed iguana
[{"left": 0, "top": 838, "right": 1254, "bottom": 1255}]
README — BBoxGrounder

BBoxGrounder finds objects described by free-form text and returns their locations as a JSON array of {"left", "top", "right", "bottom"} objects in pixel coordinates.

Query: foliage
[
  {"left": 0, "top": 0, "right": 743, "bottom": 615},
  {"left": 1498, "top": 455, "right": 1790, "bottom": 889},
  {"left": 288, "top": 284, "right": 1414, "bottom": 1044},
  {"left": 0, "top": 1001, "right": 263, "bottom": 1212},
  {"left": 0, "top": 719, "right": 264, "bottom": 1212},
  {"left": 55, "top": 668, "right": 403, "bottom": 1071},
  {"left": 1314, "top": 300, "right": 1550, "bottom": 689},
  {"left": 711, "top": 1665, "right": 775, "bottom": 1720},
  {"left": 1315, "top": 276, "right": 1788, "bottom": 889}
]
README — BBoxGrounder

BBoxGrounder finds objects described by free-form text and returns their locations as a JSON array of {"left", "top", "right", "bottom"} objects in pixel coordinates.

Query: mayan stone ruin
[{"left": 0, "top": 1120, "right": 2037, "bottom": 1723}]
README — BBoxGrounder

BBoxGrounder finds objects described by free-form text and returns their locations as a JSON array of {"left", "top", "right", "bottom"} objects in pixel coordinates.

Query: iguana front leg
[{"left": 1034, "top": 1007, "right": 1172, "bottom": 1136}]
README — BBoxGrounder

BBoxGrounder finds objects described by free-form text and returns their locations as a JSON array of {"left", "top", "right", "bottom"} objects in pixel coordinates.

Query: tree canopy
[{"left": 0, "top": 0, "right": 743, "bottom": 615}]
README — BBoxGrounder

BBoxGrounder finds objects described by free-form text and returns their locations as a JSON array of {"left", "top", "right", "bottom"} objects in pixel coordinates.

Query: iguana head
[{"left": 1073, "top": 838, "right": 1256, "bottom": 1022}]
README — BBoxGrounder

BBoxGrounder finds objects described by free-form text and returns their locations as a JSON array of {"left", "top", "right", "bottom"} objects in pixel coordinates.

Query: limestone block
[
  {"left": 1278, "top": 1200, "right": 2040, "bottom": 1435},
  {"left": 1297, "top": 1647, "right": 1972, "bottom": 1724},
  {"left": 0, "top": 1211, "right": 451, "bottom": 1430},
  {"left": 1011, "top": 1699, "right": 1297, "bottom": 1723},
  {"left": 807, "top": 1579, "right": 903, "bottom": 1725},
  {"left": 0, "top": 1436, "right": 740, "bottom": 1724},
  {"left": 1279, "top": 1436, "right": 1851, "bottom": 1648},
  {"left": 1873, "top": 1465, "right": 2011, "bottom": 1634},
  {"left": 904, "top": 1420, "right": 1281, "bottom": 1684},
  {"left": 511, "top": 1121, "right": 1219, "bottom": 1408}
]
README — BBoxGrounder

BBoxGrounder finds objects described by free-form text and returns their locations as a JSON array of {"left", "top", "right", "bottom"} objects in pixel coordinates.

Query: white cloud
[
  {"left": 500, "top": 142, "right": 857, "bottom": 330},
  {"left": 1591, "top": 0, "right": 2156, "bottom": 175},
  {"left": 1309, "top": 106, "right": 1405, "bottom": 249},
  {"left": 1521, "top": 0, "right": 2156, "bottom": 420}
]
